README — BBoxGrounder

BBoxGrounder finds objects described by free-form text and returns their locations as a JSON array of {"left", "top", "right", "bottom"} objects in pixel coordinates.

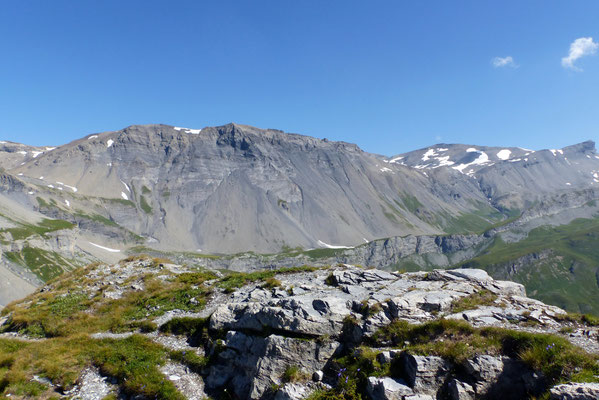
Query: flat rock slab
[
  {"left": 367, "top": 376, "right": 414, "bottom": 400},
  {"left": 550, "top": 382, "right": 599, "bottom": 400}
]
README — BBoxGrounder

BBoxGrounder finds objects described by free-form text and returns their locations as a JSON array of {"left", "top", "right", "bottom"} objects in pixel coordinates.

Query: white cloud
[
  {"left": 492, "top": 56, "right": 517, "bottom": 68},
  {"left": 561, "top": 37, "right": 598, "bottom": 71}
]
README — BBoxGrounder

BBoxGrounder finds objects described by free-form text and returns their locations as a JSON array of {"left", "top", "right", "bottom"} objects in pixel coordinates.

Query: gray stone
[
  {"left": 206, "top": 332, "right": 339, "bottom": 399},
  {"left": 398, "top": 290, "right": 463, "bottom": 312},
  {"left": 160, "top": 362, "right": 207, "bottom": 400},
  {"left": 485, "top": 280, "right": 527, "bottom": 297},
  {"left": 367, "top": 376, "right": 413, "bottom": 400},
  {"left": 465, "top": 355, "right": 544, "bottom": 398},
  {"left": 399, "top": 353, "right": 452, "bottom": 395},
  {"left": 64, "top": 367, "right": 117, "bottom": 400},
  {"left": 404, "top": 395, "right": 435, "bottom": 400},
  {"left": 446, "top": 269, "right": 491, "bottom": 282},
  {"left": 448, "top": 379, "right": 475, "bottom": 400},
  {"left": 274, "top": 383, "right": 315, "bottom": 400},
  {"left": 377, "top": 351, "right": 393, "bottom": 365},
  {"left": 376, "top": 350, "right": 400, "bottom": 365},
  {"left": 550, "top": 382, "right": 599, "bottom": 399},
  {"left": 312, "top": 370, "right": 324, "bottom": 382},
  {"left": 464, "top": 355, "right": 504, "bottom": 381},
  {"left": 209, "top": 295, "right": 351, "bottom": 337}
]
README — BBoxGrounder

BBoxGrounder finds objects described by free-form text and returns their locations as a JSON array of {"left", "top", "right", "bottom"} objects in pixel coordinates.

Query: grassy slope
[
  {"left": 0, "top": 217, "right": 80, "bottom": 282},
  {"left": 458, "top": 218, "right": 599, "bottom": 315},
  {"left": 0, "top": 258, "right": 217, "bottom": 399},
  {"left": 0, "top": 260, "right": 320, "bottom": 399}
]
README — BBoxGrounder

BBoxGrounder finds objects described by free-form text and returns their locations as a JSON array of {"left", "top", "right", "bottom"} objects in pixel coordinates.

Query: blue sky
[{"left": 1, "top": 1, "right": 598, "bottom": 155}]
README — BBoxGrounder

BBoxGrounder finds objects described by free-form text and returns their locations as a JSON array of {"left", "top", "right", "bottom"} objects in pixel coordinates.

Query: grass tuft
[{"left": 450, "top": 290, "right": 498, "bottom": 313}]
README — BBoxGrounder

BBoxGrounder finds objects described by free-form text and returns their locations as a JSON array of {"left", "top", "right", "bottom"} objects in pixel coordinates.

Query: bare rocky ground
[{"left": 1, "top": 260, "right": 599, "bottom": 399}]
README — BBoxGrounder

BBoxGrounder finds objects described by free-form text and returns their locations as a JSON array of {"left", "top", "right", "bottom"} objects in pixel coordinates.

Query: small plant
[
  {"left": 263, "top": 277, "right": 282, "bottom": 289},
  {"left": 159, "top": 317, "right": 210, "bottom": 338},
  {"left": 559, "top": 326, "right": 575, "bottom": 334},
  {"left": 169, "top": 349, "right": 208, "bottom": 373},
  {"left": 282, "top": 365, "right": 303, "bottom": 383},
  {"left": 450, "top": 290, "right": 498, "bottom": 313},
  {"left": 357, "top": 300, "right": 382, "bottom": 318},
  {"left": 554, "top": 312, "right": 599, "bottom": 327},
  {"left": 325, "top": 273, "right": 337, "bottom": 286}
]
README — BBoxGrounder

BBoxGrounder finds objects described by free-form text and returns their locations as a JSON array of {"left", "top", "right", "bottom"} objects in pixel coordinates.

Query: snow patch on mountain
[
  {"left": 89, "top": 242, "right": 121, "bottom": 253},
  {"left": 434, "top": 156, "right": 455, "bottom": 167},
  {"left": 174, "top": 127, "right": 202, "bottom": 134},
  {"left": 497, "top": 149, "right": 511, "bottom": 160},
  {"left": 453, "top": 150, "right": 490, "bottom": 173},
  {"left": 63, "top": 184, "right": 78, "bottom": 193},
  {"left": 120, "top": 180, "right": 131, "bottom": 193},
  {"left": 421, "top": 149, "right": 437, "bottom": 161},
  {"left": 317, "top": 240, "right": 354, "bottom": 249}
]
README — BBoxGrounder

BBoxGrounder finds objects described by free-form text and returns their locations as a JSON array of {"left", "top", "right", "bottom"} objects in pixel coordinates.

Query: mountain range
[{"left": 1, "top": 123, "right": 599, "bottom": 314}]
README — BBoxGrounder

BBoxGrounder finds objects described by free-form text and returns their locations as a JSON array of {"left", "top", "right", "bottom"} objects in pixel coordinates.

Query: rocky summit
[{"left": 1, "top": 258, "right": 599, "bottom": 399}]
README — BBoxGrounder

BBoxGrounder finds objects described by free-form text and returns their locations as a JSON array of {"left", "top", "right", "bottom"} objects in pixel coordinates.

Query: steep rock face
[
  {"left": 11, "top": 124, "right": 501, "bottom": 253},
  {"left": 3, "top": 125, "right": 597, "bottom": 257}
]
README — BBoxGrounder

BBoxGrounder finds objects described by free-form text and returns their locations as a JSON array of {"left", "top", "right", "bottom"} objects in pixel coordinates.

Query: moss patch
[
  {"left": 450, "top": 290, "right": 499, "bottom": 313},
  {"left": 4, "top": 247, "right": 80, "bottom": 282},
  {"left": 2, "top": 219, "right": 74, "bottom": 241},
  {"left": 217, "top": 266, "right": 319, "bottom": 293},
  {"left": 140, "top": 195, "right": 152, "bottom": 214}
]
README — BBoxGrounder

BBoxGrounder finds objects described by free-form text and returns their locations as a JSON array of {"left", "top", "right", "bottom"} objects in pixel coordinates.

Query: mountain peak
[{"left": 563, "top": 140, "right": 596, "bottom": 154}]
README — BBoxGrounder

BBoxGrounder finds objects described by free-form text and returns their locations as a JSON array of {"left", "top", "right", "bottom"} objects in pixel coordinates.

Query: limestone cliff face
[
  {"left": 10, "top": 124, "right": 494, "bottom": 253},
  {"left": 7, "top": 124, "right": 599, "bottom": 255}
]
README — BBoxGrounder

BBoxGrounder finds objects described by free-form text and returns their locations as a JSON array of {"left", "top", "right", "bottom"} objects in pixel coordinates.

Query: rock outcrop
[
  {"left": 550, "top": 382, "right": 599, "bottom": 400},
  {"left": 201, "top": 265, "right": 594, "bottom": 399},
  {"left": 1, "top": 260, "right": 598, "bottom": 399}
]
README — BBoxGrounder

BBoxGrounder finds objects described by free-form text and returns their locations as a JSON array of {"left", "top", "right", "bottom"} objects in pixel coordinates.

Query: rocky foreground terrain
[{"left": 1, "top": 258, "right": 599, "bottom": 399}]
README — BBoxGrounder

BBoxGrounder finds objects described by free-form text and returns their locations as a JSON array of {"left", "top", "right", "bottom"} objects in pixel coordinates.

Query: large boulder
[
  {"left": 366, "top": 376, "right": 414, "bottom": 400},
  {"left": 210, "top": 296, "right": 352, "bottom": 337},
  {"left": 274, "top": 383, "right": 316, "bottom": 400},
  {"left": 464, "top": 355, "right": 505, "bottom": 393},
  {"left": 447, "top": 379, "right": 475, "bottom": 400},
  {"left": 464, "top": 355, "right": 545, "bottom": 398},
  {"left": 397, "top": 353, "right": 452, "bottom": 395},
  {"left": 206, "top": 332, "right": 339, "bottom": 399}
]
